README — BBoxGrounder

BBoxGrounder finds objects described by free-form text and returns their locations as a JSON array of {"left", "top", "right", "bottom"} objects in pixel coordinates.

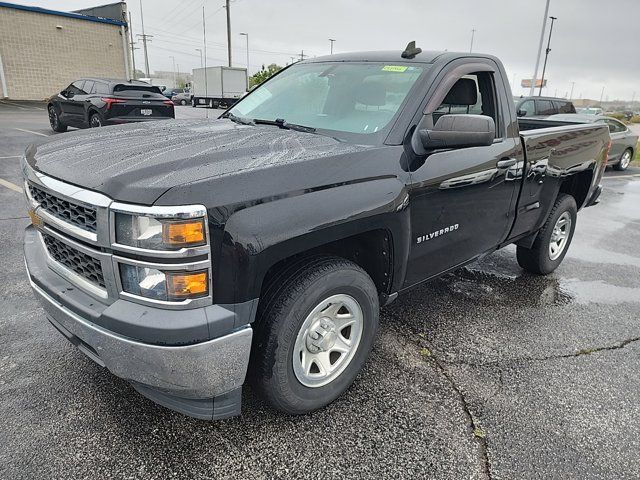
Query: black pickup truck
[{"left": 22, "top": 44, "right": 609, "bottom": 420}]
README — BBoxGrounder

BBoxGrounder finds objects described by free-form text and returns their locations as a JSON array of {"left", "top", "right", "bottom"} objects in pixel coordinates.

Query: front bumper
[{"left": 24, "top": 226, "right": 253, "bottom": 420}]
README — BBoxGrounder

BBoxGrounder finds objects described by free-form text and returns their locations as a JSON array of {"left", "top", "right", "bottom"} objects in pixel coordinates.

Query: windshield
[{"left": 228, "top": 62, "right": 426, "bottom": 138}]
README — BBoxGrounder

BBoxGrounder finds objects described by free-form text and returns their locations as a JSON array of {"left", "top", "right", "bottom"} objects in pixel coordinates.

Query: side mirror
[
  {"left": 66, "top": 91, "right": 75, "bottom": 99},
  {"left": 517, "top": 109, "right": 525, "bottom": 117},
  {"left": 419, "top": 114, "right": 495, "bottom": 150}
]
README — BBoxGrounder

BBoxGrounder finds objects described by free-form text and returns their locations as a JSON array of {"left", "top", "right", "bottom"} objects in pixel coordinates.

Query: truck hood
[{"left": 27, "top": 119, "right": 372, "bottom": 205}]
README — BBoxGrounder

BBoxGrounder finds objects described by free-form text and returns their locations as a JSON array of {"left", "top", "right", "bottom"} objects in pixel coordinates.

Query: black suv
[
  {"left": 515, "top": 96, "right": 576, "bottom": 118},
  {"left": 47, "top": 78, "right": 175, "bottom": 132}
]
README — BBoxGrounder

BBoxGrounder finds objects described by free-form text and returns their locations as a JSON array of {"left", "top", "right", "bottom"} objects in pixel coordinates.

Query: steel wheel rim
[
  {"left": 621, "top": 151, "right": 631, "bottom": 169},
  {"left": 549, "top": 211, "right": 572, "bottom": 260},
  {"left": 90, "top": 116, "right": 101, "bottom": 127},
  {"left": 293, "top": 294, "right": 364, "bottom": 388}
]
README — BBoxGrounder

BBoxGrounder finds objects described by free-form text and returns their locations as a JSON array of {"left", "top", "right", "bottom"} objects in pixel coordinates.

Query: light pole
[
  {"left": 529, "top": 0, "right": 551, "bottom": 96},
  {"left": 195, "top": 48, "right": 203, "bottom": 68},
  {"left": 169, "top": 55, "right": 176, "bottom": 88},
  {"left": 599, "top": 86, "right": 605, "bottom": 104},
  {"left": 239, "top": 32, "right": 249, "bottom": 90},
  {"left": 469, "top": 29, "right": 475, "bottom": 53},
  {"left": 538, "top": 15, "right": 557, "bottom": 96},
  {"left": 329, "top": 38, "right": 336, "bottom": 54},
  {"left": 569, "top": 81, "right": 575, "bottom": 100}
]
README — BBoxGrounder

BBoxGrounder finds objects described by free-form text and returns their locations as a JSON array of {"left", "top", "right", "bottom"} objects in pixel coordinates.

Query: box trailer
[{"left": 191, "top": 66, "right": 247, "bottom": 109}]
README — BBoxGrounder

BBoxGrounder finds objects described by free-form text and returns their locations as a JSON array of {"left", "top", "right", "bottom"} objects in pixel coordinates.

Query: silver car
[
  {"left": 171, "top": 91, "right": 191, "bottom": 106},
  {"left": 547, "top": 114, "right": 638, "bottom": 171}
]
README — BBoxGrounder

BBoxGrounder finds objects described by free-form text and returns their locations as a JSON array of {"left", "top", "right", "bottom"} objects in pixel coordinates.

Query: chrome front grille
[
  {"left": 28, "top": 184, "right": 97, "bottom": 233},
  {"left": 42, "top": 232, "right": 106, "bottom": 288}
]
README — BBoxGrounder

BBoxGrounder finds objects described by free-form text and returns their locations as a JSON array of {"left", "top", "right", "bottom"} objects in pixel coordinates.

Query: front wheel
[
  {"left": 180, "top": 99, "right": 187, "bottom": 106},
  {"left": 48, "top": 105, "right": 67, "bottom": 132},
  {"left": 517, "top": 193, "right": 577, "bottom": 274},
  {"left": 251, "top": 256, "right": 379, "bottom": 414},
  {"left": 614, "top": 149, "right": 633, "bottom": 171}
]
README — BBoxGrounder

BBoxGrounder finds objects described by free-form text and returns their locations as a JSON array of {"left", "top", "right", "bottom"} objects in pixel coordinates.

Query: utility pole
[
  {"left": 299, "top": 50, "right": 306, "bottom": 62},
  {"left": 137, "top": 0, "right": 152, "bottom": 77},
  {"left": 128, "top": 11, "right": 137, "bottom": 79},
  {"left": 225, "top": 0, "right": 232, "bottom": 67},
  {"left": 469, "top": 29, "right": 476, "bottom": 53},
  {"left": 203, "top": 6, "right": 209, "bottom": 117},
  {"left": 290, "top": 56, "right": 296, "bottom": 64},
  {"left": 599, "top": 86, "right": 605, "bottom": 104},
  {"left": 329, "top": 38, "right": 336, "bottom": 54},
  {"left": 569, "top": 81, "right": 575, "bottom": 100},
  {"left": 169, "top": 55, "right": 176, "bottom": 88},
  {"left": 195, "top": 48, "right": 203, "bottom": 68},
  {"left": 538, "top": 15, "right": 557, "bottom": 96},
  {"left": 530, "top": 0, "right": 551, "bottom": 96}
]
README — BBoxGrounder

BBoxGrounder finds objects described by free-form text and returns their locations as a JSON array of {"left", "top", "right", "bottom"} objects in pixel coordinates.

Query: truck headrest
[
  {"left": 442, "top": 78, "right": 477, "bottom": 106},
  {"left": 357, "top": 81, "right": 387, "bottom": 106}
]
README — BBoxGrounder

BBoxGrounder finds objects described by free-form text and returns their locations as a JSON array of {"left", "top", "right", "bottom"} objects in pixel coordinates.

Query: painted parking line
[
  {"left": 0, "top": 100, "right": 45, "bottom": 110},
  {"left": 0, "top": 155, "right": 22, "bottom": 159},
  {"left": 14, "top": 128, "right": 50, "bottom": 137},
  {"left": 0, "top": 177, "right": 23, "bottom": 193},
  {"left": 602, "top": 173, "right": 640, "bottom": 180}
]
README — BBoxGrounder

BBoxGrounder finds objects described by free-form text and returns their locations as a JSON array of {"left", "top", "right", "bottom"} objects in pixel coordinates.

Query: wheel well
[
  {"left": 558, "top": 170, "right": 592, "bottom": 209},
  {"left": 260, "top": 229, "right": 393, "bottom": 301}
]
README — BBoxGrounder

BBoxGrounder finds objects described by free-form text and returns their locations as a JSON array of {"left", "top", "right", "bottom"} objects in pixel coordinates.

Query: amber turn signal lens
[
  {"left": 162, "top": 219, "right": 205, "bottom": 247},
  {"left": 167, "top": 271, "right": 209, "bottom": 299}
]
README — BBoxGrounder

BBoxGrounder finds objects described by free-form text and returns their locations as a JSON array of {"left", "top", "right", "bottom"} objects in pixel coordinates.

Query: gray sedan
[{"left": 547, "top": 114, "right": 638, "bottom": 171}]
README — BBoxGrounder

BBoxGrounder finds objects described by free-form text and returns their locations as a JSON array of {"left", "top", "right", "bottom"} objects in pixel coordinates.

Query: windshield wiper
[
  {"left": 254, "top": 118, "right": 316, "bottom": 133},
  {"left": 223, "top": 112, "right": 254, "bottom": 125}
]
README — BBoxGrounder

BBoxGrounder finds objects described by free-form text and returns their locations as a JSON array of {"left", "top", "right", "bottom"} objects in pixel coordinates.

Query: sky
[{"left": 16, "top": 0, "right": 640, "bottom": 101}]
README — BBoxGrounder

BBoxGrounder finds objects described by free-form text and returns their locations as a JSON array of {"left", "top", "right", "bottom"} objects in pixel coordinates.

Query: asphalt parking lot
[{"left": 1, "top": 100, "right": 639, "bottom": 479}]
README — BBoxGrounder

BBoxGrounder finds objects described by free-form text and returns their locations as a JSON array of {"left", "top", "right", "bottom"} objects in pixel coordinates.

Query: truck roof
[{"left": 304, "top": 50, "right": 496, "bottom": 65}]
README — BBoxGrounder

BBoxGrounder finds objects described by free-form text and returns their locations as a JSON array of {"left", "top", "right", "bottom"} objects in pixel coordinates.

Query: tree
[{"left": 250, "top": 63, "right": 283, "bottom": 88}]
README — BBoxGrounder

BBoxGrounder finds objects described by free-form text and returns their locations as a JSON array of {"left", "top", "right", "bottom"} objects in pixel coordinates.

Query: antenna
[{"left": 401, "top": 41, "right": 422, "bottom": 59}]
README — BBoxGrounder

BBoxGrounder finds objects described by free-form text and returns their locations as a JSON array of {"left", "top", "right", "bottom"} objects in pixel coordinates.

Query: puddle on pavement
[{"left": 558, "top": 278, "right": 640, "bottom": 305}]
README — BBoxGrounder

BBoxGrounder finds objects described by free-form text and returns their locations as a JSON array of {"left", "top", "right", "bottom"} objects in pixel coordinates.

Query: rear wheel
[
  {"left": 517, "top": 193, "right": 577, "bottom": 274},
  {"left": 614, "top": 149, "right": 633, "bottom": 171},
  {"left": 48, "top": 105, "right": 67, "bottom": 132},
  {"left": 251, "top": 256, "right": 379, "bottom": 414},
  {"left": 89, "top": 112, "right": 103, "bottom": 128},
  {"left": 180, "top": 99, "right": 187, "bottom": 106}
]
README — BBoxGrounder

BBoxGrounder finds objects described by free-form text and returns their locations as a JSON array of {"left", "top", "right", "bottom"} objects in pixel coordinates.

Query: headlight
[
  {"left": 120, "top": 264, "right": 209, "bottom": 301},
  {"left": 115, "top": 213, "right": 206, "bottom": 250}
]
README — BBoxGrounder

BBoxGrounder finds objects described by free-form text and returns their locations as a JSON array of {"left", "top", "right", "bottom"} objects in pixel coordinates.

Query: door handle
[{"left": 496, "top": 158, "right": 517, "bottom": 168}]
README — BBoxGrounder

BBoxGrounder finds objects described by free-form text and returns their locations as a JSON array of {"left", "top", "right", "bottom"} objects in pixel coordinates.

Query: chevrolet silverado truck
[{"left": 23, "top": 44, "right": 609, "bottom": 420}]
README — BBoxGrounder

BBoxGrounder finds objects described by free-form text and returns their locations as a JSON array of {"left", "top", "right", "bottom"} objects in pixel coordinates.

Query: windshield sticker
[{"left": 381, "top": 65, "right": 408, "bottom": 72}]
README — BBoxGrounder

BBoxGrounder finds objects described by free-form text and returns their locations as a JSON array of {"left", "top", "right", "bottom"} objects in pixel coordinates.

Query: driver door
[
  {"left": 58, "top": 80, "right": 86, "bottom": 125},
  {"left": 404, "top": 67, "right": 519, "bottom": 287}
]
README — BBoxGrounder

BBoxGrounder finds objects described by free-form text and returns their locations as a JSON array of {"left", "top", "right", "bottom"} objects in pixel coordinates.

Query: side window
[
  {"left": 536, "top": 100, "right": 555, "bottom": 116},
  {"left": 554, "top": 101, "right": 574, "bottom": 114},
  {"left": 518, "top": 100, "right": 535, "bottom": 116},
  {"left": 604, "top": 119, "right": 626, "bottom": 133},
  {"left": 93, "top": 82, "right": 109, "bottom": 94},
  {"left": 67, "top": 81, "right": 85, "bottom": 95},
  {"left": 83, "top": 80, "right": 95, "bottom": 94},
  {"left": 434, "top": 72, "right": 500, "bottom": 137}
]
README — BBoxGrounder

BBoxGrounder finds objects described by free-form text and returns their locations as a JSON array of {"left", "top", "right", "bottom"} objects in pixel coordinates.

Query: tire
[
  {"left": 614, "top": 148, "right": 633, "bottom": 171},
  {"left": 180, "top": 99, "right": 187, "bottom": 106},
  {"left": 191, "top": 98, "right": 197, "bottom": 107},
  {"left": 89, "top": 112, "right": 103, "bottom": 128},
  {"left": 48, "top": 105, "right": 67, "bottom": 132},
  {"left": 212, "top": 100, "right": 220, "bottom": 109},
  {"left": 251, "top": 256, "right": 379, "bottom": 415},
  {"left": 517, "top": 193, "right": 577, "bottom": 275}
]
